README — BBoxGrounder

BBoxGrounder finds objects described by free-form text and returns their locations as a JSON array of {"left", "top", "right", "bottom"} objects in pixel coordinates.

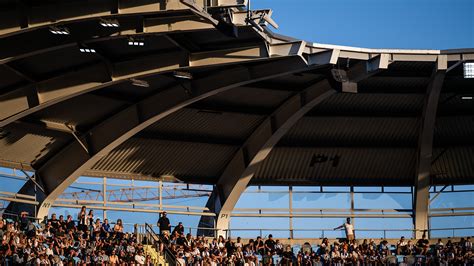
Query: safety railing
[
  {"left": 134, "top": 224, "right": 474, "bottom": 240},
  {"left": 143, "top": 223, "right": 176, "bottom": 265},
  {"left": 223, "top": 227, "right": 474, "bottom": 239}
]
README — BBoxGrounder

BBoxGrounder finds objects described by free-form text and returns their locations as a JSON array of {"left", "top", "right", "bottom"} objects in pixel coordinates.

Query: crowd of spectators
[
  {"left": 156, "top": 213, "right": 473, "bottom": 266},
  {"left": 0, "top": 207, "right": 152, "bottom": 265},
  {"left": 1, "top": 210, "right": 473, "bottom": 265}
]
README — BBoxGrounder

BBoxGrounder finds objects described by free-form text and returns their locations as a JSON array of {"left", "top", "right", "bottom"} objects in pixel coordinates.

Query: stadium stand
[{"left": 1, "top": 210, "right": 472, "bottom": 265}]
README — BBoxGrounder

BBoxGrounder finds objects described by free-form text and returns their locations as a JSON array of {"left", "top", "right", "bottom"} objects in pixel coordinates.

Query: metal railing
[
  {"left": 223, "top": 227, "right": 474, "bottom": 239},
  {"left": 143, "top": 223, "right": 176, "bottom": 265},
  {"left": 135, "top": 225, "right": 474, "bottom": 239}
]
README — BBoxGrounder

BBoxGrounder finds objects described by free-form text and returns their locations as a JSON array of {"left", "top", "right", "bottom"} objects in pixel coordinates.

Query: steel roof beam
[
  {"left": 197, "top": 79, "right": 336, "bottom": 236},
  {"left": 0, "top": 0, "right": 247, "bottom": 37},
  {"left": 413, "top": 55, "right": 447, "bottom": 239},
  {"left": 6, "top": 56, "right": 315, "bottom": 219},
  {"left": 0, "top": 42, "right": 288, "bottom": 127}
]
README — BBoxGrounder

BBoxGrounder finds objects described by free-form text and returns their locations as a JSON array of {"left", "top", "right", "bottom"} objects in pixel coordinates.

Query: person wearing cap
[{"left": 157, "top": 211, "right": 171, "bottom": 235}]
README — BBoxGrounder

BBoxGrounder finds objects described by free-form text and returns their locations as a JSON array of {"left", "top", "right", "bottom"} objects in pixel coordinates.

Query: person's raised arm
[{"left": 334, "top": 224, "right": 344, "bottom": 230}]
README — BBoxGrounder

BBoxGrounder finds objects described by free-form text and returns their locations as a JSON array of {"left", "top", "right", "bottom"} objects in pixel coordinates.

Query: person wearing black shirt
[
  {"left": 172, "top": 222, "right": 184, "bottom": 235},
  {"left": 281, "top": 245, "right": 294, "bottom": 266},
  {"left": 176, "top": 233, "right": 186, "bottom": 246},
  {"left": 20, "top": 211, "right": 29, "bottom": 231},
  {"left": 225, "top": 237, "right": 235, "bottom": 255},
  {"left": 50, "top": 213, "right": 60, "bottom": 232},
  {"left": 265, "top": 234, "right": 276, "bottom": 253},
  {"left": 66, "top": 215, "right": 76, "bottom": 231},
  {"left": 157, "top": 211, "right": 171, "bottom": 235},
  {"left": 256, "top": 236, "right": 265, "bottom": 255},
  {"left": 58, "top": 215, "right": 66, "bottom": 230}
]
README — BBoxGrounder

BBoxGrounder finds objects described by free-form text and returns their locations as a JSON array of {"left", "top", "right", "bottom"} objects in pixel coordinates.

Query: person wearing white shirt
[
  {"left": 334, "top": 217, "right": 355, "bottom": 240},
  {"left": 134, "top": 250, "right": 146, "bottom": 265},
  {"left": 397, "top": 236, "right": 408, "bottom": 255}
]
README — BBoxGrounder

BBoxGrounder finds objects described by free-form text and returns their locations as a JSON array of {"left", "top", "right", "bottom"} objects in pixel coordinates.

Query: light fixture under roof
[
  {"left": 79, "top": 48, "right": 96, "bottom": 53},
  {"left": 49, "top": 26, "right": 70, "bottom": 35},
  {"left": 464, "top": 62, "right": 474, "bottom": 78},
  {"left": 128, "top": 37, "right": 144, "bottom": 46},
  {"left": 461, "top": 96, "right": 473, "bottom": 100},
  {"left": 99, "top": 18, "right": 119, "bottom": 28},
  {"left": 130, "top": 78, "right": 149, "bottom": 88},
  {"left": 173, "top": 70, "right": 193, "bottom": 80}
]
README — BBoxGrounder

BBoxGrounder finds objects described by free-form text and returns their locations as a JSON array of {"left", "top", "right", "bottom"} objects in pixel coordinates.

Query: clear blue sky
[{"left": 252, "top": 0, "right": 474, "bottom": 49}]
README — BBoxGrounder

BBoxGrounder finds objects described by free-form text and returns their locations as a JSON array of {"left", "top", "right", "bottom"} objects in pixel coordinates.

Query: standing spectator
[
  {"left": 157, "top": 211, "right": 171, "bottom": 235},
  {"left": 334, "top": 217, "right": 355, "bottom": 240},
  {"left": 78, "top": 206, "right": 87, "bottom": 231}
]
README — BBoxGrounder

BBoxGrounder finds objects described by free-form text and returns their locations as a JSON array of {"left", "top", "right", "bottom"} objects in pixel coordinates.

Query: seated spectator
[
  {"left": 173, "top": 221, "right": 185, "bottom": 235},
  {"left": 265, "top": 234, "right": 276, "bottom": 253},
  {"left": 397, "top": 236, "right": 408, "bottom": 255}
]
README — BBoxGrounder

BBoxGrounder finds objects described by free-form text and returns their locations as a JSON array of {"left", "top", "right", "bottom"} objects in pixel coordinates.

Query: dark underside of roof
[{"left": 1, "top": 1, "right": 473, "bottom": 187}]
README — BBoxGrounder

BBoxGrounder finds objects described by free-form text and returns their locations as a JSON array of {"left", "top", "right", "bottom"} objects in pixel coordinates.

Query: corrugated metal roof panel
[
  {"left": 432, "top": 147, "right": 474, "bottom": 184},
  {"left": 434, "top": 116, "right": 474, "bottom": 146},
  {"left": 308, "top": 93, "right": 424, "bottom": 116},
  {"left": 254, "top": 147, "right": 416, "bottom": 186},
  {"left": 30, "top": 94, "right": 128, "bottom": 132},
  {"left": 0, "top": 122, "right": 71, "bottom": 168},
  {"left": 281, "top": 116, "right": 419, "bottom": 147},
  {"left": 91, "top": 138, "right": 238, "bottom": 182},
  {"left": 142, "top": 108, "right": 265, "bottom": 143},
  {"left": 196, "top": 87, "right": 293, "bottom": 113},
  {"left": 359, "top": 76, "right": 430, "bottom": 93}
]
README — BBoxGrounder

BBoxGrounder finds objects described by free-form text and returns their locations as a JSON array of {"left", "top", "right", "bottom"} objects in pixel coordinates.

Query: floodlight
[
  {"left": 49, "top": 26, "right": 70, "bottom": 35},
  {"left": 99, "top": 18, "right": 120, "bottom": 28},
  {"left": 79, "top": 48, "right": 96, "bottom": 53},
  {"left": 464, "top": 62, "right": 474, "bottom": 78},
  {"left": 128, "top": 38, "right": 144, "bottom": 46}
]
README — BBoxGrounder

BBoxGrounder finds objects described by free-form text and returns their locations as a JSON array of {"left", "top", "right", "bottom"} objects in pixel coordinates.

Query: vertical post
[
  {"left": 103, "top": 177, "right": 107, "bottom": 219},
  {"left": 159, "top": 180, "right": 163, "bottom": 211},
  {"left": 350, "top": 186, "right": 355, "bottom": 233},
  {"left": 289, "top": 186, "right": 294, "bottom": 239},
  {"left": 414, "top": 56, "right": 446, "bottom": 239}
]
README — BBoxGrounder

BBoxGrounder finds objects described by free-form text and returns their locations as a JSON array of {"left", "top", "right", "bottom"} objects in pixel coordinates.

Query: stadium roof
[{"left": 1, "top": 0, "right": 473, "bottom": 200}]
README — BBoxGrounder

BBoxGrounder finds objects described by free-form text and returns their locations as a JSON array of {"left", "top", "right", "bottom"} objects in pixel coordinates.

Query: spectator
[
  {"left": 157, "top": 211, "right": 171, "bottom": 235},
  {"left": 173, "top": 221, "right": 184, "bottom": 235},
  {"left": 397, "top": 236, "right": 408, "bottom": 254},
  {"left": 135, "top": 249, "right": 146, "bottom": 265},
  {"left": 334, "top": 217, "right": 355, "bottom": 240},
  {"left": 265, "top": 234, "right": 276, "bottom": 252},
  {"left": 77, "top": 206, "right": 87, "bottom": 231},
  {"left": 101, "top": 218, "right": 111, "bottom": 237}
]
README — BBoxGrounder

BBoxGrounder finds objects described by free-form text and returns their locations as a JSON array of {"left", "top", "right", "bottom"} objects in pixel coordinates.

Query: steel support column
[
  {"left": 7, "top": 56, "right": 314, "bottom": 219},
  {"left": 414, "top": 55, "right": 447, "bottom": 239}
]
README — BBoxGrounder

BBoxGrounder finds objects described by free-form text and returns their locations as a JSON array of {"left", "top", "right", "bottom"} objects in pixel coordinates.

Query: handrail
[{"left": 144, "top": 223, "right": 176, "bottom": 265}]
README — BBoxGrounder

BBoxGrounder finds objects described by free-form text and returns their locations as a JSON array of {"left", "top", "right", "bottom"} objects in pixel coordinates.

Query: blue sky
[{"left": 252, "top": 0, "right": 474, "bottom": 49}]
